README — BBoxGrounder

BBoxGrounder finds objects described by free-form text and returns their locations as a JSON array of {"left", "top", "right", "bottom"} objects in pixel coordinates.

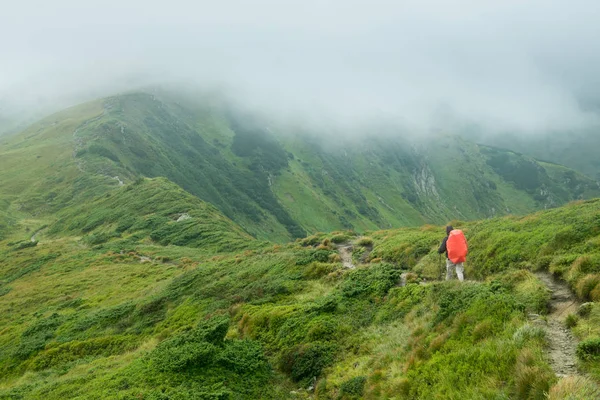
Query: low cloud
[{"left": 2, "top": 0, "right": 600, "bottom": 134}]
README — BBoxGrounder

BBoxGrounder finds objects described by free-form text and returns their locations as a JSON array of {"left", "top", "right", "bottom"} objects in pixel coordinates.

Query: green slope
[
  {"left": 2, "top": 196, "right": 600, "bottom": 398},
  {"left": 49, "top": 177, "right": 255, "bottom": 253},
  {"left": 0, "top": 99, "right": 118, "bottom": 219}
]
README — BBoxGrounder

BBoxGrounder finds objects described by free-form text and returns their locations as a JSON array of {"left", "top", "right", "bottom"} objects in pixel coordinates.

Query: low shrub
[
  {"left": 304, "top": 262, "right": 334, "bottom": 281},
  {"left": 340, "top": 263, "right": 402, "bottom": 298},
  {"left": 339, "top": 376, "right": 367, "bottom": 399},
  {"left": 575, "top": 274, "right": 600, "bottom": 301},
  {"left": 549, "top": 254, "right": 579, "bottom": 278},
  {"left": 150, "top": 339, "right": 217, "bottom": 372},
  {"left": 31, "top": 335, "right": 138, "bottom": 370},
  {"left": 144, "top": 383, "right": 232, "bottom": 400},
  {"left": 148, "top": 316, "right": 230, "bottom": 372},
  {"left": 13, "top": 313, "right": 64, "bottom": 360},
  {"left": 331, "top": 234, "right": 352, "bottom": 244},
  {"left": 299, "top": 234, "right": 325, "bottom": 247},
  {"left": 548, "top": 376, "right": 600, "bottom": 400},
  {"left": 217, "top": 340, "right": 268, "bottom": 374},
  {"left": 512, "top": 324, "right": 545, "bottom": 347},
  {"left": 571, "top": 254, "right": 600, "bottom": 274},
  {"left": 472, "top": 320, "right": 494, "bottom": 341},
  {"left": 356, "top": 237, "right": 374, "bottom": 247},
  {"left": 72, "top": 302, "right": 136, "bottom": 332},
  {"left": 578, "top": 302, "right": 594, "bottom": 317},
  {"left": 565, "top": 314, "right": 579, "bottom": 328},
  {"left": 577, "top": 337, "right": 600, "bottom": 361},
  {"left": 278, "top": 341, "right": 336, "bottom": 382},
  {"left": 514, "top": 348, "right": 556, "bottom": 400},
  {"left": 8, "top": 240, "right": 38, "bottom": 251},
  {"left": 296, "top": 250, "right": 334, "bottom": 266}
]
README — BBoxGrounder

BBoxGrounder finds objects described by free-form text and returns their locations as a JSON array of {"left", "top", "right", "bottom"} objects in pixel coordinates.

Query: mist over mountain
[
  {"left": 2, "top": 90, "right": 598, "bottom": 243},
  {"left": 2, "top": 0, "right": 600, "bottom": 137}
]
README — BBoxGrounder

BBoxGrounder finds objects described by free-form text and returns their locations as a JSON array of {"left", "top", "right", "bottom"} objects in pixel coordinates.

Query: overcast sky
[{"left": 2, "top": 0, "right": 600, "bottom": 132}]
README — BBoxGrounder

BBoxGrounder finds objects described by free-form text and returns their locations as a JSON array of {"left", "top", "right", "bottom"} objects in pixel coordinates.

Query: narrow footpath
[{"left": 535, "top": 272, "right": 580, "bottom": 377}]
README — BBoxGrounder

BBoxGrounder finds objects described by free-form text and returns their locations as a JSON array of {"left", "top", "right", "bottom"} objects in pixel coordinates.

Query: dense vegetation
[
  {"left": 49, "top": 177, "right": 254, "bottom": 253},
  {"left": 1, "top": 186, "right": 600, "bottom": 398}
]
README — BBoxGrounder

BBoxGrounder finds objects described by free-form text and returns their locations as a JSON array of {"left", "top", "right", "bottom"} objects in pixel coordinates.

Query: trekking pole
[{"left": 439, "top": 253, "right": 443, "bottom": 281}]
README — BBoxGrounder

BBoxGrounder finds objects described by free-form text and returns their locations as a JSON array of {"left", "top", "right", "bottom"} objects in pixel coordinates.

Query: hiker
[{"left": 438, "top": 225, "right": 468, "bottom": 282}]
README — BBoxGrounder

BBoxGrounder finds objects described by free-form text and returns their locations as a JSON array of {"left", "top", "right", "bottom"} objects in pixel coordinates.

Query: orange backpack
[{"left": 447, "top": 229, "right": 468, "bottom": 264}]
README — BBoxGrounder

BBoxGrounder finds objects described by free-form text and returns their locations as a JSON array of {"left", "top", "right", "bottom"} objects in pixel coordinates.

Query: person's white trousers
[{"left": 446, "top": 259, "right": 464, "bottom": 282}]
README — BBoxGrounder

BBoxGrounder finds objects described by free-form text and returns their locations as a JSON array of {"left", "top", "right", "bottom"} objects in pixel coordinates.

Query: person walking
[{"left": 438, "top": 225, "right": 468, "bottom": 282}]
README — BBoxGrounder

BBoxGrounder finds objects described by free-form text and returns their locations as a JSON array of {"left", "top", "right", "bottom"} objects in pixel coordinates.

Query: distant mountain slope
[
  {"left": 474, "top": 127, "right": 600, "bottom": 181},
  {"left": 1, "top": 90, "right": 599, "bottom": 242}
]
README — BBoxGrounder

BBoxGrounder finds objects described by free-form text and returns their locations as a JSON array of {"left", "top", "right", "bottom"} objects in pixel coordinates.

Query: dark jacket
[{"left": 438, "top": 225, "right": 454, "bottom": 258}]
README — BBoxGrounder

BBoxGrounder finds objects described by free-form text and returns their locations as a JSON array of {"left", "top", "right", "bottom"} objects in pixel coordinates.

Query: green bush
[
  {"left": 513, "top": 324, "right": 546, "bottom": 347},
  {"left": 433, "top": 283, "right": 494, "bottom": 324},
  {"left": 331, "top": 234, "right": 351, "bottom": 244},
  {"left": 279, "top": 341, "right": 336, "bottom": 382},
  {"left": 145, "top": 383, "right": 232, "bottom": 400},
  {"left": 340, "top": 263, "right": 401, "bottom": 298},
  {"left": 303, "top": 262, "right": 336, "bottom": 279},
  {"left": 305, "top": 317, "right": 339, "bottom": 341},
  {"left": 577, "top": 337, "right": 600, "bottom": 361},
  {"left": 31, "top": 335, "right": 138, "bottom": 370},
  {"left": 548, "top": 376, "right": 600, "bottom": 400},
  {"left": 356, "top": 237, "right": 374, "bottom": 247},
  {"left": 11, "top": 240, "right": 38, "bottom": 250},
  {"left": 575, "top": 274, "right": 600, "bottom": 301},
  {"left": 296, "top": 250, "right": 334, "bottom": 265},
  {"left": 218, "top": 340, "right": 268, "bottom": 373},
  {"left": 150, "top": 340, "right": 217, "bottom": 372},
  {"left": 72, "top": 302, "right": 136, "bottom": 332},
  {"left": 300, "top": 234, "right": 326, "bottom": 247},
  {"left": 148, "top": 316, "right": 230, "bottom": 372},
  {"left": 0, "top": 286, "right": 11, "bottom": 297},
  {"left": 339, "top": 376, "right": 367, "bottom": 398},
  {"left": 375, "top": 284, "right": 429, "bottom": 323},
  {"left": 13, "top": 314, "right": 64, "bottom": 360},
  {"left": 565, "top": 314, "right": 579, "bottom": 328},
  {"left": 309, "top": 296, "right": 339, "bottom": 313}
]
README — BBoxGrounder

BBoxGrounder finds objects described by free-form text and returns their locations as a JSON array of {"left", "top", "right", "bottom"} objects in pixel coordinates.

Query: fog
[{"left": 2, "top": 0, "right": 600, "bottom": 134}]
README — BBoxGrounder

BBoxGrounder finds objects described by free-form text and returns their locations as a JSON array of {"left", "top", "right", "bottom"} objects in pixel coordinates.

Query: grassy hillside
[
  {"left": 2, "top": 191, "right": 600, "bottom": 398},
  {"left": 49, "top": 177, "right": 255, "bottom": 253},
  {"left": 2, "top": 90, "right": 598, "bottom": 244},
  {"left": 0, "top": 99, "right": 118, "bottom": 220}
]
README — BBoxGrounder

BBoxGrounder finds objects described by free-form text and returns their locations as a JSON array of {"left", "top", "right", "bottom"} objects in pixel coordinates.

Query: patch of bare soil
[{"left": 337, "top": 244, "right": 355, "bottom": 269}]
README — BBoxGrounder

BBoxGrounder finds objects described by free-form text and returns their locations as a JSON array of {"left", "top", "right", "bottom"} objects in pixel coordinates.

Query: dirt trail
[
  {"left": 535, "top": 272, "right": 580, "bottom": 377},
  {"left": 337, "top": 244, "right": 355, "bottom": 269}
]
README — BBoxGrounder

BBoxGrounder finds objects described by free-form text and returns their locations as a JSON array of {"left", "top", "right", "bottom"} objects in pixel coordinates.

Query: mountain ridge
[{"left": 1, "top": 90, "right": 599, "bottom": 244}]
